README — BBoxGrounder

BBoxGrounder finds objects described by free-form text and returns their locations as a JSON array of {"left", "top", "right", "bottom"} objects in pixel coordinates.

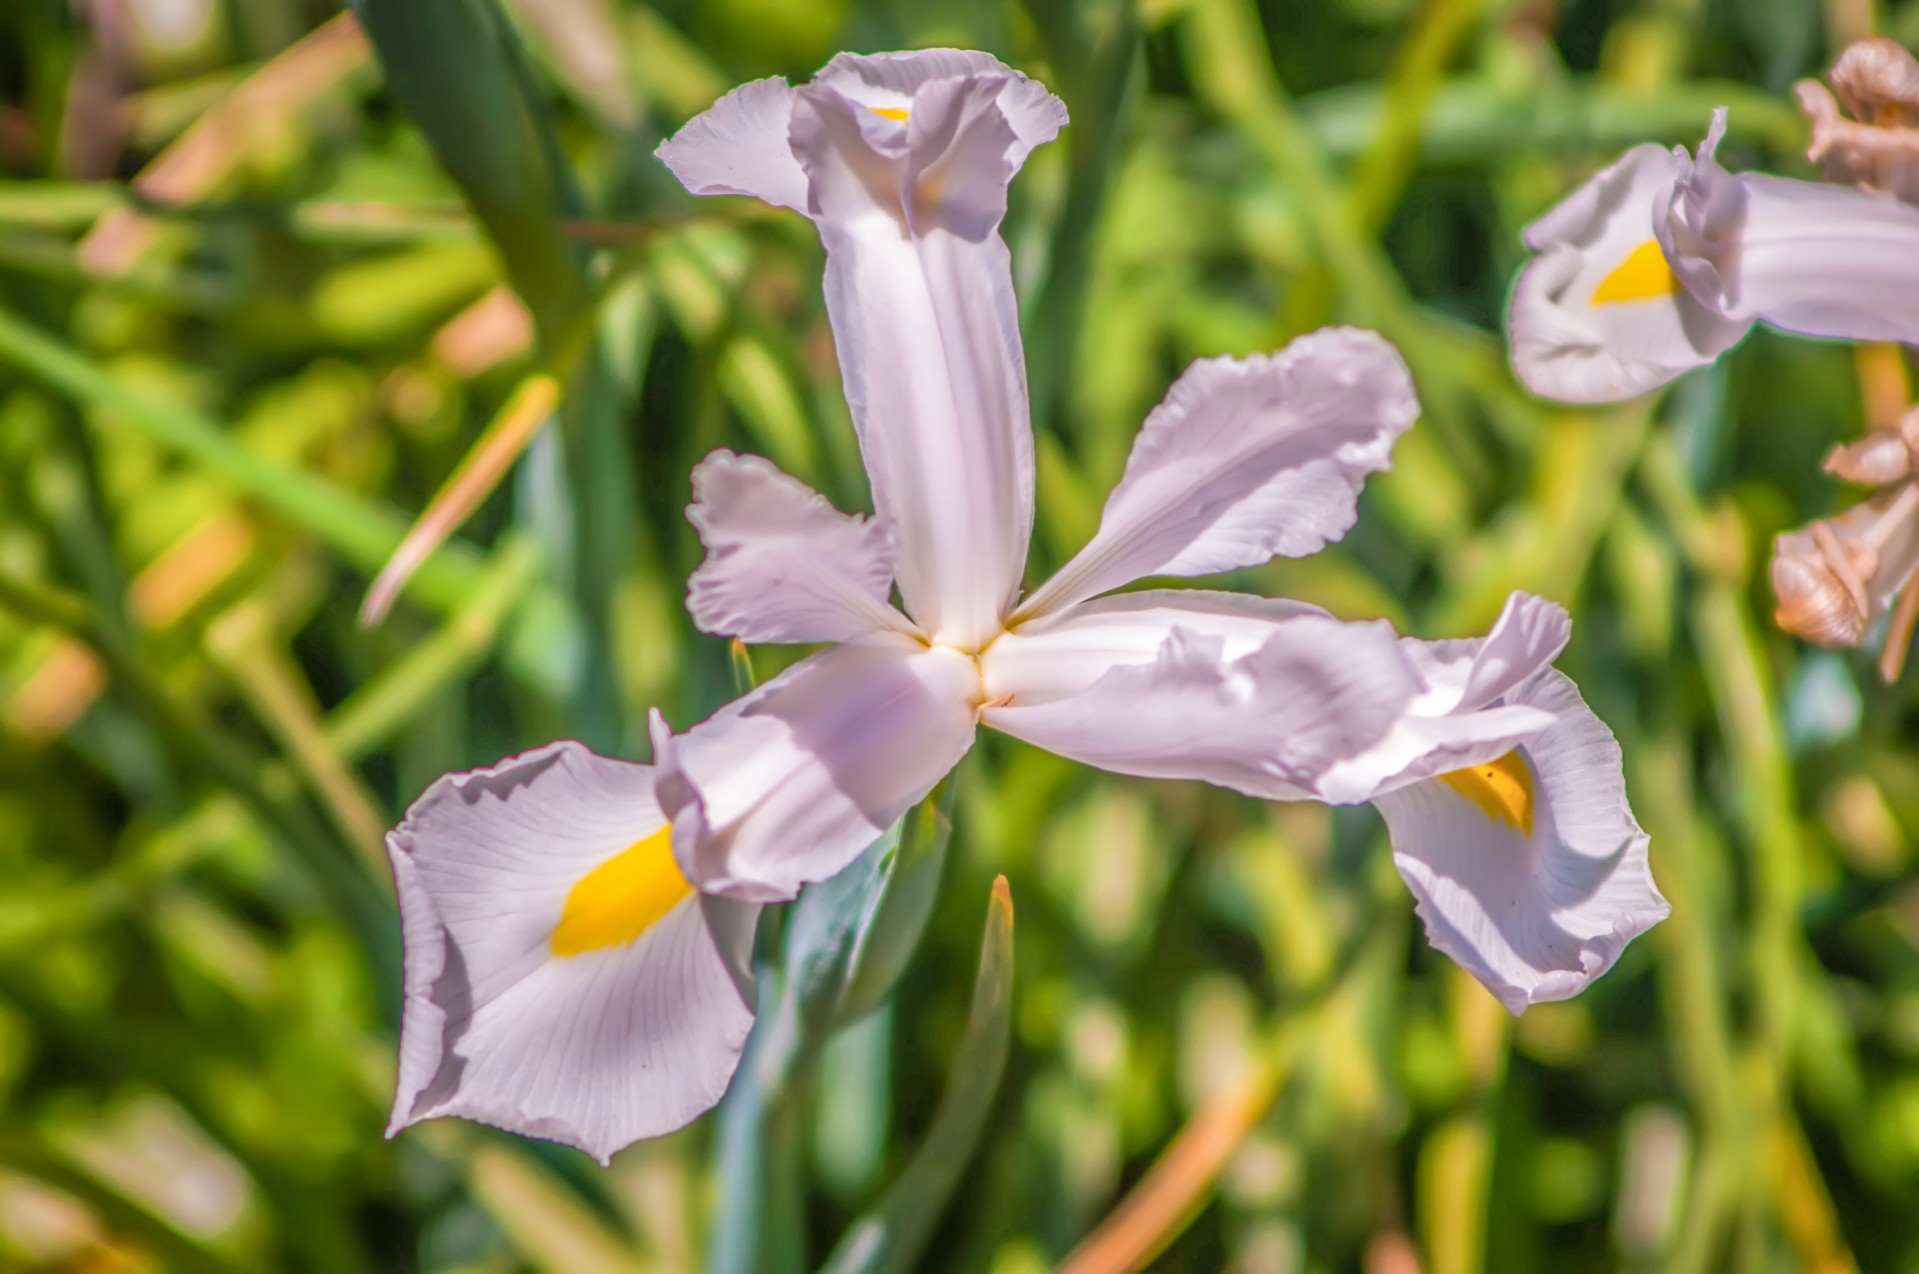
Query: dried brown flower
[{"left": 1795, "top": 38, "right": 1919, "bottom": 202}]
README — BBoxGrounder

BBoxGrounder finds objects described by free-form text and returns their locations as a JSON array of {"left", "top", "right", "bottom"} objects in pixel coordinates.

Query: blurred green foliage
[{"left": 1, "top": 0, "right": 1918, "bottom": 1269}]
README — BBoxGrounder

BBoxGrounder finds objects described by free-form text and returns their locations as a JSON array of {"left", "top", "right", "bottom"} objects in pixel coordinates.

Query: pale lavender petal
[
  {"left": 654, "top": 635, "right": 979, "bottom": 900},
  {"left": 387, "top": 742, "right": 759, "bottom": 1163},
  {"left": 685, "top": 450, "right": 911, "bottom": 644},
  {"left": 1695, "top": 174, "right": 1919, "bottom": 339},
  {"left": 814, "top": 49, "right": 1067, "bottom": 168},
  {"left": 1015, "top": 330, "right": 1418, "bottom": 621},
  {"left": 1374, "top": 670, "right": 1669, "bottom": 1014},
  {"left": 1510, "top": 140, "right": 1749, "bottom": 404},
  {"left": 1315, "top": 703, "right": 1559, "bottom": 806},
  {"left": 1444, "top": 592, "right": 1574, "bottom": 715},
  {"left": 981, "top": 588, "right": 1323, "bottom": 705},
  {"left": 983, "top": 612, "right": 1418, "bottom": 800},
  {"left": 1661, "top": 107, "right": 1919, "bottom": 342},
  {"left": 1316, "top": 593, "right": 1569, "bottom": 803},
  {"left": 662, "top": 52, "right": 1064, "bottom": 648},
  {"left": 789, "top": 74, "right": 1047, "bottom": 647},
  {"left": 903, "top": 73, "right": 1022, "bottom": 238},
  {"left": 655, "top": 76, "right": 807, "bottom": 213}
]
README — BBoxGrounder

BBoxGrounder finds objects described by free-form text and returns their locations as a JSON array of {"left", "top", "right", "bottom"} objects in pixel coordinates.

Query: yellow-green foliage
[{"left": 0, "top": 0, "right": 1915, "bottom": 1269}]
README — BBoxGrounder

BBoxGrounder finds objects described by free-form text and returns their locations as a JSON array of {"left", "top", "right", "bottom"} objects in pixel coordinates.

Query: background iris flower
[{"left": 1510, "top": 107, "right": 1919, "bottom": 404}]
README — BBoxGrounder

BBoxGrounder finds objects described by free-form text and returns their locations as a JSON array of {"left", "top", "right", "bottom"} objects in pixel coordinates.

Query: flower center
[
  {"left": 920, "top": 638, "right": 994, "bottom": 709},
  {"left": 1435, "top": 750, "right": 1536, "bottom": 837},
  {"left": 551, "top": 826, "right": 692, "bottom": 957}
]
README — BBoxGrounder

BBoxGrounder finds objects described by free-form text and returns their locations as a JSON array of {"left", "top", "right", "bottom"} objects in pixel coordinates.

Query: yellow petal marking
[
  {"left": 1435, "top": 750, "right": 1536, "bottom": 838},
  {"left": 1590, "top": 239, "right": 1679, "bottom": 306},
  {"left": 870, "top": 106, "right": 910, "bottom": 121},
  {"left": 550, "top": 825, "right": 692, "bottom": 958}
]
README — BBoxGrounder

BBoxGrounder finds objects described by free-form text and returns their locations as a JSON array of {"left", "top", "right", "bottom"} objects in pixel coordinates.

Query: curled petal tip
[{"left": 1795, "top": 79, "right": 1844, "bottom": 161}]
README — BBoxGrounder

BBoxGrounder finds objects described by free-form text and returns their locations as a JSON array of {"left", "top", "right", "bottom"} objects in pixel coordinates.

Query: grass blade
[
  {"left": 819, "top": 877, "right": 1016, "bottom": 1274},
  {"left": 0, "top": 306, "right": 486, "bottom": 613},
  {"left": 348, "top": 0, "right": 586, "bottom": 342}
]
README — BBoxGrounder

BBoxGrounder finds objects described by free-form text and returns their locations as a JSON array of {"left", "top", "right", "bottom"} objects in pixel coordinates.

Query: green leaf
[
  {"left": 348, "top": 0, "right": 587, "bottom": 343},
  {"left": 835, "top": 787, "right": 958, "bottom": 1027},
  {"left": 709, "top": 960, "right": 808, "bottom": 1274},
  {"left": 0, "top": 306, "right": 486, "bottom": 614},
  {"left": 818, "top": 877, "right": 1016, "bottom": 1274},
  {"left": 782, "top": 782, "right": 956, "bottom": 1051},
  {"left": 708, "top": 788, "right": 957, "bottom": 1274}
]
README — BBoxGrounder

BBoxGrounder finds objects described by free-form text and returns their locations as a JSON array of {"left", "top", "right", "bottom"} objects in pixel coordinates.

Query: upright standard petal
[
  {"left": 1509, "top": 141, "right": 1750, "bottom": 404},
  {"left": 387, "top": 743, "right": 759, "bottom": 1164},
  {"left": 685, "top": 450, "right": 912, "bottom": 644},
  {"left": 982, "top": 609, "right": 1419, "bottom": 800},
  {"left": 788, "top": 62, "right": 1063, "bottom": 648},
  {"left": 655, "top": 76, "right": 808, "bottom": 213},
  {"left": 1660, "top": 110, "right": 1919, "bottom": 344},
  {"left": 1014, "top": 330, "right": 1419, "bottom": 621},
  {"left": 654, "top": 633, "right": 980, "bottom": 900},
  {"left": 1401, "top": 589, "right": 1574, "bottom": 717},
  {"left": 813, "top": 50, "right": 1067, "bottom": 171},
  {"left": 1373, "top": 670, "right": 1669, "bottom": 1014}
]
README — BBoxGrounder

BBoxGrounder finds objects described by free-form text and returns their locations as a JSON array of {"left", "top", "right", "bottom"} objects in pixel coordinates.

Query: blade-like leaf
[
  {"left": 819, "top": 877, "right": 1016, "bottom": 1274},
  {"left": 781, "top": 782, "right": 956, "bottom": 1051},
  {"left": 709, "top": 788, "right": 958, "bottom": 1274},
  {"left": 835, "top": 787, "right": 957, "bottom": 1027},
  {"left": 0, "top": 306, "right": 486, "bottom": 613},
  {"left": 348, "top": 0, "right": 586, "bottom": 343}
]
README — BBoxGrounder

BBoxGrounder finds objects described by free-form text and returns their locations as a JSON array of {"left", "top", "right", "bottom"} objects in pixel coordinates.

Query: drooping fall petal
[
  {"left": 1373, "top": 670, "right": 1669, "bottom": 1014},
  {"left": 1508, "top": 141, "right": 1749, "bottom": 404},
  {"left": 387, "top": 742, "right": 760, "bottom": 1164}
]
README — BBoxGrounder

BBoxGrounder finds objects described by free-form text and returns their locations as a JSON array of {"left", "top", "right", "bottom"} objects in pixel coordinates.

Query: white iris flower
[
  {"left": 1510, "top": 107, "right": 1919, "bottom": 403},
  {"left": 384, "top": 50, "right": 1668, "bottom": 1164}
]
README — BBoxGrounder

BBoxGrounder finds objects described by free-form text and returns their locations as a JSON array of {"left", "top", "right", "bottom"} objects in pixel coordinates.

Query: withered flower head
[
  {"left": 1830, "top": 38, "right": 1919, "bottom": 121},
  {"left": 1772, "top": 481, "right": 1919, "bottom": 652},
  {"left": 1795, "top": 38, "right": 1919, "bottom": 202},
  {"left": 1823, "top": 405, "right": 1919, "bottom": 486}
]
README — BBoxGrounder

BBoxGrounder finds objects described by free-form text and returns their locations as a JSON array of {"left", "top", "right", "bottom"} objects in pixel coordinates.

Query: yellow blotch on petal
[
  {"left": 1590, "top": 239, "right": 1680, "bottom": 306},
  {"left": 551, "top": 826, "right": 693, "bottom": 958},
  {"left": 1436, "top": 751, "right": 1537, "bottom": 838},
  {"left": 870, "top": 106, "right": 910, "bottom": 121}
]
